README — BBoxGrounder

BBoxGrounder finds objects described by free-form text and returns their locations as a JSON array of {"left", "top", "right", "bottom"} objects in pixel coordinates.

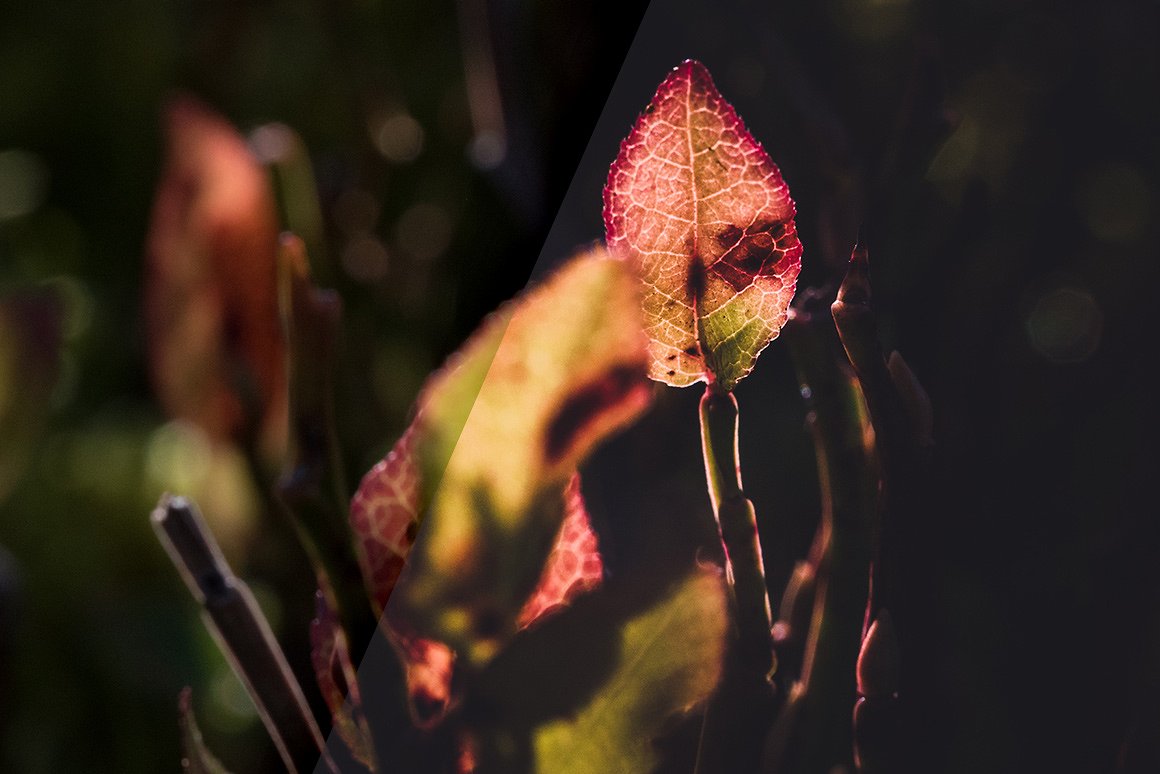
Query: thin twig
[
  {"left": 152, "top": 495, "right": 334, "bottom": 774},
  {"left": 764, "top": 304, "right": 877, "bottom": 774}
]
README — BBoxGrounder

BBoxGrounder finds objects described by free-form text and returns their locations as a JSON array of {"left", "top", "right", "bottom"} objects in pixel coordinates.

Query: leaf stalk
[{"left": 699, "top": 386, "right": 774, "bottom": 679}]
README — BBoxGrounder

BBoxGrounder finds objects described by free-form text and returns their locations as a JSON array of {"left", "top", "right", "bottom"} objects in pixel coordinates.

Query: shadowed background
[{"left": 1, "top": 0, "right": 1157, "bottom": 771}]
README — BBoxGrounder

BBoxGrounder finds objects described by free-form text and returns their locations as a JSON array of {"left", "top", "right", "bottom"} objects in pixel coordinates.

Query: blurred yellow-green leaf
[
  {"left": 471, "top": 567, "right": 729, "bottom": 774},
  {"left": 400, "top": 248, "right": 651, "bottom": 666}
]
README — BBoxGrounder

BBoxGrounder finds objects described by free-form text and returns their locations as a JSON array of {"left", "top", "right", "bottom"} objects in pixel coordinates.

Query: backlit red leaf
[
  {"left": 145, "top": 96, "right": 287, "bottom": 457},
  {"left": 341, "top": 261, "right": 631, "bottom": 719},
  {"left": 604, "top": 60, "right": 802, "bottom": 390}
]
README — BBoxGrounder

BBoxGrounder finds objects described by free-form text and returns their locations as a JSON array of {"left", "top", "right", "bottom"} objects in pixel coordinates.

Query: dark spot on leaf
[
  {"left": 644, "top": 103, "right": 656, "bottom": 115},
  {"left": 760, "top": 220, "right": 786, "bottom": 241},
  {"left": 707, "top": 220, "right": 791, "bottom": 293},
  {"left": 544, "top": 364, "right": 645, "bottom": 465},
  {"left": 687, "top": 256, "right": 706, "bottom": 300},
  {"left": 411, "top": 690, "right": 447, "bottom": 727},
  {"left": 715, "top": 224, "right": 743, "bottom": 250},
  {"left": 666, "top": 353, "right": 677, "bottom": 361},
  {"left": 732, "top": 239, "right": 767, "bottom": 274},
  {"left": 474, "top": 607, "right": 504, "bottom": 639},
  {"left": 683, "top": 346, "right": 698, "bottom": 356},
  {"left": 667, "top": 370, "right": 676, "bottom": 376}
]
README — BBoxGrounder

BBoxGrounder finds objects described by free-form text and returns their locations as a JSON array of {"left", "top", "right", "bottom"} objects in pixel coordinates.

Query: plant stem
[
  {"left": 259, "top": 126, "right": 332, "bottom": 286},
  {"left": 830, "top": 240, "right": 907, "bottom": 620},
  {"left": 276, "top": 234, "right": 376, "bottom": 653},
  {"left": 690, "top": 386, "right": 780, "bottom": 774},
  {"left": 699, "top": 385, "right": 774, "bottom": 679},
  {"left": 831, "top": 239, "right": 935, "bottom": 773},
  {"left": 831, "top": 238, "right": 934, "bottom": 623},
  {"left": 762, "top": 307, "right": 876, "bottom": 774},
  {"left": 277, "top": 234, "right": 422, "bottom": 770},
  {"left": 152, "top": 495, "right": 333, "bottom": 774},
  {"left": 0, "top": 545, "right": 19, "bottom": 737}
]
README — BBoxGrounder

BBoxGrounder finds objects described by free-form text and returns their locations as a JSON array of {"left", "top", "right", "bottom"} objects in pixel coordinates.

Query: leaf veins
[{"left": 604, "top": 59, "right": 803, "bottom": 390}]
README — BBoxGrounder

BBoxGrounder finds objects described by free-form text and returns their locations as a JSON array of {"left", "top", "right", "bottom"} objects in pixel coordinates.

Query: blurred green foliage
[
  {"left": 1, "top": 0, "right": 1158, "bottom": 772},
  {"left": 0, "top": 0, "right": 645, "bottom": 770}
]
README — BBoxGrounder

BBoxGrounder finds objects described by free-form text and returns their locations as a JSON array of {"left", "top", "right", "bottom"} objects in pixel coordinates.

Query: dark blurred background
[{"left": 1, "top": 0, "right": 1158, "bottom": 772}]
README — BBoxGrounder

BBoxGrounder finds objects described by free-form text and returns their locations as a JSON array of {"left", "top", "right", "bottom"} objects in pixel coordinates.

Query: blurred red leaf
[
  {"left": 349, "top": 424, "right": 421, "bottom": 618},
  {"left": 400, "top": 250, "right": 647, "bottom": 667},
  {"left": 145, "top": 95, "right": 287, "bottom": 458},
  {"left": 315, "top": 249, "right": 644, "bottom": 740},
  {"left": 344, "top": 422, "right": 457, "bottom": 729},
  {"left": 516, "top": 474, "right": 603, "bottom": 629},
  {"left": 604, "top": 60, "right": 802, "bottom": 390},
  {"left": 309, "top": 592, "right": 375, "bottom": 768},
  {"left": 340, "top": 423, "right": 605, "bottom": 729}
]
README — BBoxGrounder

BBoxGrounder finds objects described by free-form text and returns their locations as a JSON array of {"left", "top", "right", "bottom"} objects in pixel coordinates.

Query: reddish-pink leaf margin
[
  {"left": 312, "top": 421, "right": 607, "bottom": 736},
  {"left": 604, "top": 59, "right": 803, "bottom": 390}
]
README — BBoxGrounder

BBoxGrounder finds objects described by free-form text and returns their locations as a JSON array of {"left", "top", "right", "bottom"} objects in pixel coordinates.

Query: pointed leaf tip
[
  {"left": 836, "top": 240, "right": 872, "bottom": 308},
  {"left": 604, "top": 60, "right": 802, "bottom": 391},
  {"left": 178, "top": 689, "right": 231, "bottom": 774},
  {"left": 857, "top": 609, "right": 900, "bottom": 698}
]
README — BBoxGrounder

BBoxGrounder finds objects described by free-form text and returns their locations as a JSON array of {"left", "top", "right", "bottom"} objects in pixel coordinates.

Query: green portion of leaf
[
  {"left": 533, "top": 569, "right": 727, "bottom": 774},
  {"left": 399, "top": 249, "right": 650, "bottom": 666},
  {"left": 178, "top": 689, "right": 231, "bottom": 774},
  {"left": 603, "top": 60, "right": 802, "bottom": 391},
  {"left": 471, "top": 568, "right": 728, "bottom": 773},
  {"left": 414, "top": 311, "right": 509, "bottom": 509},
  {"left": 701, "top": 305, "right": 770, "bottom": 390}
]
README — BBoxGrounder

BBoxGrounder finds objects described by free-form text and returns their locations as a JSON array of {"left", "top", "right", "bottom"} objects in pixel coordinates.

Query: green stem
[
  {"left": 691, "top": 386, "right": 779, "bottom": 774},
  {"left": 152, "top": 495, "right": 334, "bottom": 774},
  {"left": 699, "top": 385, "right": 774, "bottom": 679},
  {"left": 830, "top": 242, "right": 910, "bottom": 487},
  {"left": 831, "top": 241, "right": 909, "bottom": 621}
]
